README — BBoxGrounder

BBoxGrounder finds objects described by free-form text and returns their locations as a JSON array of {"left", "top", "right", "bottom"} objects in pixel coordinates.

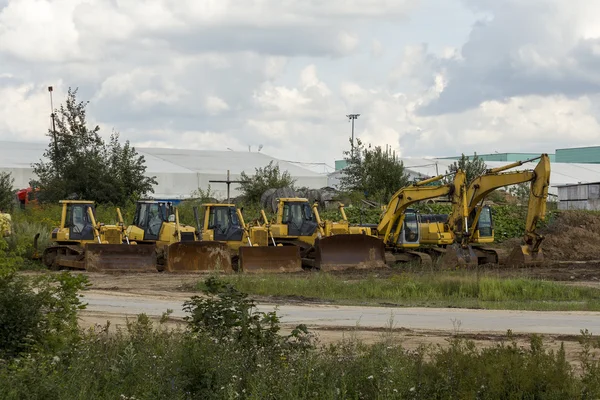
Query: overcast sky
[{"left": 1, "top": 0, "right": 600, "bottom": 171}]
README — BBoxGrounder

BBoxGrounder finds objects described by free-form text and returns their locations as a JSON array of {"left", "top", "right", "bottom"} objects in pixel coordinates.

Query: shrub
[{"left": 0, "top": 272, "right": 88, "bottom": 359}]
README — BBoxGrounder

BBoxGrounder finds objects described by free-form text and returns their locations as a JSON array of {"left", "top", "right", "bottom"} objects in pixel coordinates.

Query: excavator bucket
[
  {"left": 84, "top": 244, "right": 157, "bottom": 273},
  {"left": 436, "top": 243, "right": 479, "bottom": 269},
  {"left": 504, "top": 244, "right": 544, "bottom": 267},
  {"left": 164, "top": 241, "right": 233, "bottom": 273},
  {"left": 238, "top": 246, "right": 302, "bottom": 273},
  {"left": 314, "top": 234, "right": 387, "bottom": 271}
]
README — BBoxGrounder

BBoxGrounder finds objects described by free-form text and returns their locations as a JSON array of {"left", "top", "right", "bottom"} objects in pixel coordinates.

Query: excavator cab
[
  {"left": 470, "top": 205, "right": 494, "bottom": 243},
  {"left": 397, "top": 209, "right": 420, "bottom": 246}
]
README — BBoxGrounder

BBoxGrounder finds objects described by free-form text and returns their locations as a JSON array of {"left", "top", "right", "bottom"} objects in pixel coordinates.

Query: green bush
[
  {"left": 0, "top": 272, "right": 88, "bottom": 359},
  {"left": 0, "top": 276, "right": 600, "bottom": 399}
]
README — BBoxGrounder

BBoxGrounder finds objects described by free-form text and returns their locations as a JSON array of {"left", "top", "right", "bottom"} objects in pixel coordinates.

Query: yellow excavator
[
  {"left": 195, "top": 203, "right": 302, "bottom": 273},
  {"left": 123, "top": 200, "right": 232, "bottom": 273},
  {"left": 370, "top": 170, "right": 477, "bottom": 267},
  {"left": 40, "top": 200, "right": 156, "bottom": 272},
  {"left": 418, "top": 154, "right": 551, "bottom": 266}
]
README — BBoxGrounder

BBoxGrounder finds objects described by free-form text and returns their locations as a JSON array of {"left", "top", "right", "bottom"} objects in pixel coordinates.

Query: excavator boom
[{"left": 437, "top": 154, "right": 551, "bottom": 267}]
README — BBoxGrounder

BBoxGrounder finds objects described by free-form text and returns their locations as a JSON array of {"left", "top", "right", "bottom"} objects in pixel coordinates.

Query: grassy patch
[
  {"left": 3, "top": 274, "right": 600, "bottom": 399},
  {"left": 199, "top": 272, "right": 600, "bottom": 311}
]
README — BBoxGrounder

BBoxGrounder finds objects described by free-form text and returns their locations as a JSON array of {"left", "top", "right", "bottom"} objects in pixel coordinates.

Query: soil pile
[{"left": 539, "top": 210, "right": 600, "bottom": 261}]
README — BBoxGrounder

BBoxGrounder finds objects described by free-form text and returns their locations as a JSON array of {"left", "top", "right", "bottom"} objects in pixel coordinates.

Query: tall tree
[
  {"left": 32, "top": 88, "right": 157, "bottom": 205},
  {"left": 446, "top": 153, "right": 487, "bottom": 184},
  {"left": 239, "top": 161, "right": 296, "bottom": 204},
  {"left": 339, "top": 138, "right": 410, "bottom": 203},
  {"left": 0, "top": 172, "right": 14, "bottom": 212}
]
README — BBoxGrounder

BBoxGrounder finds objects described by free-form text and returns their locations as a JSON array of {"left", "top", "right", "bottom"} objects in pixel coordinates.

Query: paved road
[{"left": 82, "top": 291, "right": 600, "bottom": 335}]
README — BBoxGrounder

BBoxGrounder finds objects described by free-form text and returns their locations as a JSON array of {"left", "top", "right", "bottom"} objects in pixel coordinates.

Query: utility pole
[
  {"left": 346, "top": 113, "right": 360, "bottom": 157},
  {"left": 48, "top": 86, "right": 59, "bottom": 156},
  {"left": 209, "top": 170, "right": 243, "bottom": 204}
]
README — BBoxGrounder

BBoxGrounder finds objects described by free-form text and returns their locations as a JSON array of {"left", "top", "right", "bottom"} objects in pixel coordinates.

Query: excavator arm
[
  {"left": 466, "top": 154, "right": 550, "bottom": 245},
  {"left": 377, "top": 171, "right": 467, "bottom": 247}
]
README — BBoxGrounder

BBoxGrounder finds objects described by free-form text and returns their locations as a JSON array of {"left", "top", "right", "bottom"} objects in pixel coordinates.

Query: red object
[{"left": 16, "top": 187, "right": 39, "bottom": 207}]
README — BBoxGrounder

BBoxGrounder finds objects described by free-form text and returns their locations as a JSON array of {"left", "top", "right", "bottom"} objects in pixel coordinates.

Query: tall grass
[
  {"left": 206, "top": 272, "right": 600, "bottom": 311},
  {"left": 2, "top": 275, "right": 600, "bottom": 399}
]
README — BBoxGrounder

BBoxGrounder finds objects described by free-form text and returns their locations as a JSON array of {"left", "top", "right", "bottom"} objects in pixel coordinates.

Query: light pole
[{"left": 346, "top": 113, "right": 360, "bottom": 157}]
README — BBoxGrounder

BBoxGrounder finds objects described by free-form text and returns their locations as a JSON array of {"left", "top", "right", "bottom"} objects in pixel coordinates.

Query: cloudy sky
[{"left": 1, "top": 0, "right": 600, "bottom": 171}]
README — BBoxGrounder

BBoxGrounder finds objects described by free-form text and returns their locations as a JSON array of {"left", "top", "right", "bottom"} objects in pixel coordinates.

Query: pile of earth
[{"left": 538, "top": 210, "right": 600, "bottom": 261}]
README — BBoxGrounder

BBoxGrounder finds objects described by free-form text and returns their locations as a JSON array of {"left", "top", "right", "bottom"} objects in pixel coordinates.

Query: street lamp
[{"left": 346, "top": 113, "right": 360, "bottom": 157}]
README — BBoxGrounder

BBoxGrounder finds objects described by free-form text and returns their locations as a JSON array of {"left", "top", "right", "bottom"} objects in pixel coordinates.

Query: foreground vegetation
[
  {"left": 3, "top": 273, "right": 600, "bottom": 399},
  {"left": 201, "top": 271, "right": 600, "bottom": 311}
]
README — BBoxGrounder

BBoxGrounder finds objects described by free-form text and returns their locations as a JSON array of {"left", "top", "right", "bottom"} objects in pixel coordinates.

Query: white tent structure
[
  {"left": 0, "top": 141, "right": 328, "bottom": 200},
  {"left": 328, "top": 157, "right": 600, "bottom": 197}
]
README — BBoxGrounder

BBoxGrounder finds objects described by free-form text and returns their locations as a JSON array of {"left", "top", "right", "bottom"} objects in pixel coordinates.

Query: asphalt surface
[{"left": 81, "top": 291, "right": 600, "bottom": 335}]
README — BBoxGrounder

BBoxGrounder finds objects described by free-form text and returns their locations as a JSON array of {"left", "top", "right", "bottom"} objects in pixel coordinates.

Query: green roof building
[
  {"left": 437, "top": 153, "right": 556, "bottom": 162},
  {"left": 556, "top": 146, "right": 600, "bottom": 163}
]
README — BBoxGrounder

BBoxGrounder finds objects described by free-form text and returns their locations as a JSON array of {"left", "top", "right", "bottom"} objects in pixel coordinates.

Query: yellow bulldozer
[
  {"left": 122, "top": 200, "right": 232, "bottom": 273},
  {"left": 418, "top": 154, "right": 551, "bottom": 267},
  {"left": 196, "top": 203, "right": 302, "bottom": 273},
  {"left": 255, "top": 197, "right": 387, "bottom": 271},
  {"left": 40, "top": 200, "right": 156, "bottom": 272}
]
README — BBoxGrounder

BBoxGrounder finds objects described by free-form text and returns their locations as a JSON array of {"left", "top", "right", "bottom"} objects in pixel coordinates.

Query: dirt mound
[{"left": 539, "top": 210, "right": 600, "bottom": 261}]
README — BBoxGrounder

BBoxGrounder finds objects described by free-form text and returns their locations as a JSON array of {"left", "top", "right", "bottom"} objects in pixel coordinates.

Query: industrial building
[
  {"left": 437, "top": 153, "right": 557, "bottom": 163},
  {"left": 557, "top": 182, "right": 600, "bottom": 210},
  {"left": 0, "top": 141, "right": 328, "bottom": 200},
  {"left": 328, "top": 157, "right": 600, "bottom": 198}
]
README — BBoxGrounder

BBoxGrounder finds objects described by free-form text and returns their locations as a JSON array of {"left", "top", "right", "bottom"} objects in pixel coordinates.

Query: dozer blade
[
  {"left": 437, "top": 243, "right": 479, "bottom": 269},
  {"left": 165, "top": 241, "right": 233, "bottom": 273},
  {"left": 504, "top": 244, "right": 544, "bottom": 267},
  {"left": 84, "top": 244, "right": 157, "bottom": 273},
  {"left": 314, "top": 234, "right": 387, "bottom": 271},
  {"left": 239, "top": 246, "right": 302, "bottom": 274}
]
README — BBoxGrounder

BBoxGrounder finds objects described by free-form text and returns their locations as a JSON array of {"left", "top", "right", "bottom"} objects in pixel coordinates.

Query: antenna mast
[{"left": 48, "top": 86, "right": 59, "bottom": 156}]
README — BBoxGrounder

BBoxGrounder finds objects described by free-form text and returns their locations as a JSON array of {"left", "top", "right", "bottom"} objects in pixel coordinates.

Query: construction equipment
[
  {"left": 197, "top": 203, "right": 302, "bottom": 273},
  {"left": 371, "top": 170, "right": 476, "bottom": 267},
  {"left": 124, "top": 200, "right": 232, "bottom": 273},
  {"left": 419, "top": 154, "right": 551, "bottom": 266},
  {"left": 41, "top": 200, "right": 156, "bottom": 272},
  {"left": 259, "top": 171, "right": 471, "bottom": 271},
  {"left": 257, "top": 197, "right": 386, "bottom": 271},
  {"left": 312, "top": 202, "right": 374, "bottom": 236}
]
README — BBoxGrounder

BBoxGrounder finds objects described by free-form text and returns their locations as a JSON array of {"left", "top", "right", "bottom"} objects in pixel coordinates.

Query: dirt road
[
  {"left": 81, "top": 289, "right": 600, "bottom": 336},
  {"left": 51, "top": 271, "right": 595, "bottom": 366}
]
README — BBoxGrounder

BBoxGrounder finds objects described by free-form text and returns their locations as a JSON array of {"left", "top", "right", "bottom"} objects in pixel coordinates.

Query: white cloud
[
  {"left": 205, "top": 96, "right": 230, "bottom": 115},
  {"left": 2, "top": 0, "right": 600, "bottom": 169}
]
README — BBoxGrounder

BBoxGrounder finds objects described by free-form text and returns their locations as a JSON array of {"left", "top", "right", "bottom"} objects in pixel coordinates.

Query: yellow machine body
[
  {"left": 123, "top": 200, "right": 232, "bottom": 273},
  {"left": 200, "top": 203, "right": 302, "bottom": 273},
  {"left": 41, "top": 200, "right": 156, "bottom": 272}
]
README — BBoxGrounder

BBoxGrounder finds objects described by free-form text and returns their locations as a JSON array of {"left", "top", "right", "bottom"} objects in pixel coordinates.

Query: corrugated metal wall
[
  {"left": 558, "top": 183, "right": 600, "bottom": 210},
  {"left": 556, "top": 147, "right": 600, "bottom": 163}
]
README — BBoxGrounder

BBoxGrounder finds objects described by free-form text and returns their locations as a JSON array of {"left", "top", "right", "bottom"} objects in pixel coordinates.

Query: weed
[{"left": 206, "top": 271, "right": 600, "bottom": 311}]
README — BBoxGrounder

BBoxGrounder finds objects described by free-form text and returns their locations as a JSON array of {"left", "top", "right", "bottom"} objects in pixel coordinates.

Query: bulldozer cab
[
  {"left": 206, "top": 205, "right": 244, "bottom": 242},
  {"left": 280, "top": 200, "right": 318, "bottom": 236},
  {"left": 53, "top": 200, "right": 98, "bottom": 243},
  {"left": 65, "top": 202, "right": 95, "bottom": 241},
  {"left": 133, "top": 201, "right": 174, "bottom": 241}
]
